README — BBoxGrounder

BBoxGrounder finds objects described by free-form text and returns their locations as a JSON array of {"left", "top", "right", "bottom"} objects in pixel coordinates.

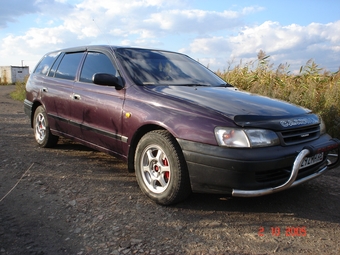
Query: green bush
[
  {"left": 10, "top": 76, "right": 28, "bottom": 102},
  {"left": 216, "top": 51, "right": 340, "bottom": 139}
]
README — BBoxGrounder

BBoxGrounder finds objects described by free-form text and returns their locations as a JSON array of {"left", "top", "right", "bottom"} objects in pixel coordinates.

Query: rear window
[{"left": 34, "top": 52, "right": 61, "bottom": 75}]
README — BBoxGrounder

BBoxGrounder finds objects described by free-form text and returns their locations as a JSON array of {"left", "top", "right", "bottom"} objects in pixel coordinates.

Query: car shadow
[
  {"left": 175, "top": 175, "right": 340, "bottom": 224},
  {"left": 52, "top": 138, "right": 95, "bottom": 152}
]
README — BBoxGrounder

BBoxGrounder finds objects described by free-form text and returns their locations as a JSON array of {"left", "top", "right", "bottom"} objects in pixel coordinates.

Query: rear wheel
[
  {"left": 135, "top": 130, "right": 191, "bottom": 205},
  {"left": 33, "top": 106, "right": 59, "bottom": 148}
]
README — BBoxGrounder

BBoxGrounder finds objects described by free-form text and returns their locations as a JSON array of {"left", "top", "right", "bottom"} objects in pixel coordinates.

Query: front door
[{"left": 72, "top": 51, "right": 126, "bottom": 156}]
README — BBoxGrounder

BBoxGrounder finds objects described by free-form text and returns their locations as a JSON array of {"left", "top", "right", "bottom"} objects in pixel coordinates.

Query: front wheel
[
  {"left": 33, "top": 106, "right": 59, "bottom": 148},
  {"left": 135, "top": 130, "right": 191, "bottom": 205}
]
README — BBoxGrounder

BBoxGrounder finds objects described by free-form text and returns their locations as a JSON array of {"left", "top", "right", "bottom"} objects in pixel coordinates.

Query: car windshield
[{"left": 116, "top": 48, "right": 229, "bottom": 86}]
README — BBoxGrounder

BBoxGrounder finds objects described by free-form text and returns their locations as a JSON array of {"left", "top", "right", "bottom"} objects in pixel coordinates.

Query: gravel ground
[{"left": 1, "top": 85, "right": 340, "bottom": 255}]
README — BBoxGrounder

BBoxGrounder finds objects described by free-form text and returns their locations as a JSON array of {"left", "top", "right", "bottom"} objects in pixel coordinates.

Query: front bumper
[{"left": 177, "top": 135, "right": 340, "bottom": 196}]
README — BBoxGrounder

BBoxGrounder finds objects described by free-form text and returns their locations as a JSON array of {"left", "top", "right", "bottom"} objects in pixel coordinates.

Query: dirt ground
[{"left": 0, "top": 85, "right": 340, "bottom": 255}]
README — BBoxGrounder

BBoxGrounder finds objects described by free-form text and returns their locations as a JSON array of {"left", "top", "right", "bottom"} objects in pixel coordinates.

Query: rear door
[
  {"left": 72, "top": 51, "right": 126, "bottom": 155},
  {"left": 43, "top": 51, "right": 85, "bottom": 138}
]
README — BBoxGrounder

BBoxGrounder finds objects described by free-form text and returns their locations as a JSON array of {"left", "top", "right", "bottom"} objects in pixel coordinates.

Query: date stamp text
[{"left": 258, "top": 226, "right": 307, "bottom": 237}]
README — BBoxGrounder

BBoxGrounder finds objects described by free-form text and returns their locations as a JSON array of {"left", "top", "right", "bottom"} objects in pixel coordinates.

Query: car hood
[{"left": 147, "top": 85, "right": 319, "bottom": 130}]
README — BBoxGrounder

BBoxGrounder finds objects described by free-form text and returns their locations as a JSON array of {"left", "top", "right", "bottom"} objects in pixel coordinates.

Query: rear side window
[
  {"left": 48, "top": 53, "right": 63, "bottom": 77},
  {"left": 55, "top": 52, "right": 84, "bottom": 80},
  {"left": 34, "top": 52, "right": 61, "bottom": 75},
  {"left": 79, "top": 52, "right": 117, "bottom": 83}
]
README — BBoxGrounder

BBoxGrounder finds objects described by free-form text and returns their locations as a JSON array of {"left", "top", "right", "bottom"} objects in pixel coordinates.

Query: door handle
[{"left": 73, "top": 94, "right": 81, "bottom": 100}]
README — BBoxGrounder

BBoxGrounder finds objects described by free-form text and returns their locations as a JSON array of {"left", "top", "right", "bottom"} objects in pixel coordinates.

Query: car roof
[
  {"left": 44, "top": 45, "right": 191, "bottom": 61},
  {"left": 47, "top": 45, "right": 174, "bottom": 55},
  {"left": 47, "top": 45, "right": 119, "bottom": 53}
]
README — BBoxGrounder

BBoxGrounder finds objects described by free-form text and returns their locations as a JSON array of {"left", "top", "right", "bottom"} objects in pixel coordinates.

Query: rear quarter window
[{"left": 34, "top": 52, "right": 61, "bottom": 75}]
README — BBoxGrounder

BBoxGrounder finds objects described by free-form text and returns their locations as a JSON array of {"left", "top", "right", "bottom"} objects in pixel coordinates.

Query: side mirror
[{"left": 92, "top": 73, "right": 124, "bottom": 90}]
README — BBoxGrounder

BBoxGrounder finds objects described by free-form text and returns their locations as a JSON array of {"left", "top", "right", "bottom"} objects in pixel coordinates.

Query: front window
[
  {"left": 116, "top": 48, "right": 227, "bottom": 86},
  {"left": 80, "top": 52, "right": 117, "bottom": 83}
]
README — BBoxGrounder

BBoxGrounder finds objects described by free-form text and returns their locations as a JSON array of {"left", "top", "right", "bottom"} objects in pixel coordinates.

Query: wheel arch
[
  {"left": 127, "top": 124, "right": 180, "bottom": 173},
  {"left": 30, "top": 100, "right": 43, "bottom": 128}
]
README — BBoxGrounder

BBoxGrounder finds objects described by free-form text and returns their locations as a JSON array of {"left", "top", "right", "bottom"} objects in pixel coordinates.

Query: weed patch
[{"left": 216, "top": 51, "right": 340, "bottom": 138}]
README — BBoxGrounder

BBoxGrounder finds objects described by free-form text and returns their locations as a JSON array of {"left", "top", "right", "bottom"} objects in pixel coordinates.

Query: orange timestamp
[{"left": 258, "top": 226, "right": 307, "bottom": 237}]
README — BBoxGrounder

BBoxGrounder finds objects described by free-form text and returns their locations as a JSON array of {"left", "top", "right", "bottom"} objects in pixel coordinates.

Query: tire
[
  {"left": 135, "top": 130, "right": 191, "bottom": 205},
  {"left": 33, "top": 106, "right": 59, "bottom": 148}
]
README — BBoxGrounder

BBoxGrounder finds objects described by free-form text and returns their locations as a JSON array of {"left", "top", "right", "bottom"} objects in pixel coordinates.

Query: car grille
[
  {"left": 278, "top": 125, "right": 320, "bottom": 146},
  {"left": 255, "top": 159, "right": 327, "bottom": 184}
]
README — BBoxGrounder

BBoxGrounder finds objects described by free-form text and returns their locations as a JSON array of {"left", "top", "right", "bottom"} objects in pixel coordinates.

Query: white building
[{"left": 0, "top": 66, "right": 30, "bottom": 84}]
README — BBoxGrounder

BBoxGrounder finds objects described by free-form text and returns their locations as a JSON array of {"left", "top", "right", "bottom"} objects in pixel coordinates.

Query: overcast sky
[{"left": 0, "top": 0, "right": 339, "bottom": 73}]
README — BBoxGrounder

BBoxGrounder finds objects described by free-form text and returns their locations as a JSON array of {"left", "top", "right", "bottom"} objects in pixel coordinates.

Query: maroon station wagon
[{"left": 24, "top": 45, "right": 340, "bottom": 205}]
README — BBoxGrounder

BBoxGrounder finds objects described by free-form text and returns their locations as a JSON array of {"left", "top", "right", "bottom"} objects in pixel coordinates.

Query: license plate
[{"left": 300, "top": 152, "right": 324, "bottom": 169}]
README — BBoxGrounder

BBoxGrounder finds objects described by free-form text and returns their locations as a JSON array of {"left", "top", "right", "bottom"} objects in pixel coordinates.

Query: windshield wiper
[
  {"left": 177, "top": 84, "right": 210, "bottom": 87},
  {"left": 177, "top": 83, "right": 234, "bottom": 87},
  {"left": 217, "top": 83, "right": 233, "bottom": 87}
]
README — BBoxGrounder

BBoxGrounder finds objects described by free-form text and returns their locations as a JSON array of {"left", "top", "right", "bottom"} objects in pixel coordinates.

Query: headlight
[{"left": 215, "top": 127, "right": 280, "bottom": 148}]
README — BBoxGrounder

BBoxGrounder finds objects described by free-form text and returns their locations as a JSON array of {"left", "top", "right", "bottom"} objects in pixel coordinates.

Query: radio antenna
[{"left": 92, "top": 18, "right": 111, "bottom": 44}]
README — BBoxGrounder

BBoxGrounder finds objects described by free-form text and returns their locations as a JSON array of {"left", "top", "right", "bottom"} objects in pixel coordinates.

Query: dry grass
[{"left": 216, "top": 51, "right": 340, "bottom": 139}]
